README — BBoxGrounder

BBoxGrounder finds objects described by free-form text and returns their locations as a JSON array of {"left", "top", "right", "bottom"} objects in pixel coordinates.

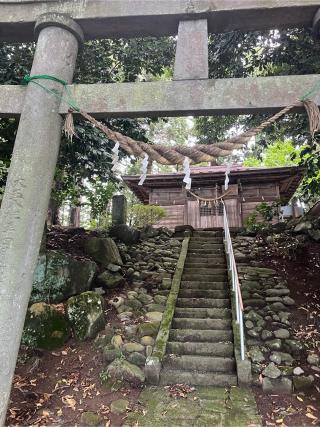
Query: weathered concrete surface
[
  {"left": 174, "top": 19, "right": 208, "bottom": 80},
  {"left": 124, "top": 386, "right": 261, "bottom": 427},
  {"left": 0, "top": 0, "right": 319, "bottom": 42},
  {"left": 1, "top": 74, "right": 320, "bottom": 118},
  {"left": 0, "top": 14, "right": 82, "bottom": 424},
  {"left": 0, "top": 85, "right": 25, "bottom": 118}
]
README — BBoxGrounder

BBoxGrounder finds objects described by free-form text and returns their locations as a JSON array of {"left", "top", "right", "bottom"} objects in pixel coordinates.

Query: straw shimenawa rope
[
  {"left": 21, "top": 74, "right": 320, "bottom": 166},
  {"left": 187, "top": 188, "right": 233, "bottom": 202},
  {"left": 63, "top": 99, "right": 320, "bottom": 165}
]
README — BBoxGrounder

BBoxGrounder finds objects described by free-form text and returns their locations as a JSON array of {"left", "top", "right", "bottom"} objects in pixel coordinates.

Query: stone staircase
[{"left": 160, "top": 230, "right": 237, "bottom": 386}]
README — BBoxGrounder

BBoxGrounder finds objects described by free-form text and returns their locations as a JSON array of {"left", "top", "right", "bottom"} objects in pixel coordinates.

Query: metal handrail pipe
[{"left": 222, "top": 202, "right": 245, "bottom": 361}]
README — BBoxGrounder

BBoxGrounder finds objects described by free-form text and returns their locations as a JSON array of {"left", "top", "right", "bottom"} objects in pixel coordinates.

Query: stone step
[
  {"left": 178, "top": 289, "right": 228, "bottom": 299},
  {"left": 193, "top": 231, "right": 223, "bottom": 237},
  {"left": 180, "top": 281, "right": 227, "bottom": 290},
  {"left": 189, "top": 238, "right": 224, "bottom": 247},
  {"left": 185, "top": 255, "right": 227, "bottom": 265},
  {"left": 159, "top": 369, "right": 237, "bottom": 386},
  {"left": 191, "top": 236, "right": 223, "bottom": 241},
  {"left": 188, "top": 248, "right": 224, "bottom": 255},
  {"left": 182, "top": 273, "right": 227, "bottom": 282},
  {"left": 169, "top": 328, "right": 233, "bottom": 342},
  {"left": 184, "top": 260, "right": 226, "bottom": 267},
  {"left": 176, "top": 298, "right": 230, "bottom": 308},
  {"left": 188, "top": 243, "right": 224, "bottom": 249},
  {"left": 167, "top": 340, "right": 234, "bottom": 357},
  {"left": 174, "top": 307, "right": 232, "bottom": 319},
  {"left": 185, "top": 257, "right": 226, "bottom": 264},
  {"left": 172, "top": 317, "right": 231, "bottom": 330},
  {"left": 183, "top": 267, "right": 227, "bottom": 275},
  {"left": 164, "top": 355, "right": 236, "bottom": 373}
]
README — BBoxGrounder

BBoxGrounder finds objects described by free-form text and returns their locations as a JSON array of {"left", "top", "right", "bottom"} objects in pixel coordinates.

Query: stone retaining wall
[{"left": 233, "top": 235, "right": 314, "bottom": 393}]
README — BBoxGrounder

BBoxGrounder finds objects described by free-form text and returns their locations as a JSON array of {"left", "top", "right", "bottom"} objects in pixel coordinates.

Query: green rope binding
[
  {"left": 22, "top": 74, "right": 80, "bottom": 112},
  {"left": 300, "top": 79, "right": 320, "bottom": 102}
]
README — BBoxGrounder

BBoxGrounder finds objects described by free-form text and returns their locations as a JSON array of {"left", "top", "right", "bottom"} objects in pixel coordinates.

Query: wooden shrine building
[{"left": 123, "top": 165, "right": 304, "bottom": 229}]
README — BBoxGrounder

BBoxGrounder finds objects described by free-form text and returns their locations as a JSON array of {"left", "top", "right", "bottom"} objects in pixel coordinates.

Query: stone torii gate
[{"left": 0, "top": 0, "right": 320, "bottom": 423}]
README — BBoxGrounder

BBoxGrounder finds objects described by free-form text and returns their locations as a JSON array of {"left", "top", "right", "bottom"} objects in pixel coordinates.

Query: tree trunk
[{"left": 47, "top": 197, "right": 60, "bottom": 226}]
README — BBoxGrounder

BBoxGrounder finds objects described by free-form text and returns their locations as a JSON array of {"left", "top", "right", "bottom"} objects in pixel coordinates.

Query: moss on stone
[
  {"left": 151, "top": 237, "right": 190, "bottom": 362},
  {"left": 31, "top": 250, "right": 97, "bottom": 304},
  {"left": 22, "top": 302, "right": 70, "bottom": 350},
  {"left": 66, "top": 291, "right": 105, "bottom": 341},
  {"left": 80, "top": 411, "right": 102, "bottom": 426},
  {"left": 84, "top": 237, "right": 123, "bottom": 267},
  {"left": 106, "top": 358, "right": 145, "bottom": 386},
  {"left": 138, "top": 322, "right": 159, "bottom": 337}
]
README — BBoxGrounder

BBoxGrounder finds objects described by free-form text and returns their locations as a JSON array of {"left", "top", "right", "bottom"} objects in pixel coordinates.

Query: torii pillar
[{"left": 0, "top": 13, "right": 83, "bottom": 424}]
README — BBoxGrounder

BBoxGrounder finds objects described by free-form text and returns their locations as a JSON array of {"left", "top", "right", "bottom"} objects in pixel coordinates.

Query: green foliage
[
  {"left": 245, "top": 201, "right": 281, "bottom": 233},
  {"left": 243, "top": 140, "right": 301, "bottom": 168},
  {"left": 85, "top": 181, "right": 116, "bottom": 220},
  {"left": 256, "top": 201, "right": 281, "bottom": 222},
  {"left": 295, "top": 138, "right": 320, "bottom": 203},
  {"left": 75, "top": 38, "right": 175, "bottom": 84},
  {"left": 244, "top": 212, "right": 262, "bottom": 233},
  {"left": 242, "top": 157, "right": 261, "bottom": 167},
  {"left": 129, "top": 204, "right": 166, "bottom": 228}
]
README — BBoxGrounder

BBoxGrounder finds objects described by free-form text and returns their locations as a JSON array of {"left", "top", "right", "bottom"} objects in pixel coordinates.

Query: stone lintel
[
  {"left": 1, "top": 74, "right": 319, "bottom": 118},
  {"left": 0, "top": 0, "right": 319, "bottom": 42}
]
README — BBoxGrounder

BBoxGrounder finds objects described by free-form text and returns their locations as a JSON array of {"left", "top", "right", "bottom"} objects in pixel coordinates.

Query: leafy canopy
[{"left": 243, "top": 140, "right": 302, "bottom": 168}]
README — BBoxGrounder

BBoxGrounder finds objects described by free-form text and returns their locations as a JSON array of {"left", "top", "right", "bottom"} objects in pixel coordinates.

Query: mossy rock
[
  {"left": 94, "top": 326, "right": 115, "bottom": 348},
  {"left": 102, "top": 345, "right": 122, "bottom": 363},
  {"left": 126, "top": 298, "right": 143, "bottom": 311},
  {"left": 138, "top": 322, "right": 160, "bottom": 337},
  {"left": 66, "top": 291, "right": 105, "bottom": 341},
  {"left": 106, "top": 359, "right": 145, "bottom": 386},
  {"left": 80, "top": 411, "right": 102, "bottom": 426},
  {"left": 97, "top": 271, "right": 125, "bottom": 289},
  {"left": 110, "top": 399, "right": 129, "bottom": 414},
  {"left": 127, "top": 352, "right": 146, "bottom": 367},
  {"left": 31, "top": 250, "right": 97, "bottom": 304},
  {"left": 22, "top": 303, "right": 70, "bottom": 350},
  {"left": 146, "top": 303, "right": 165, "bottom": 313},
  {"left": 293, "top": 375, "right": 314, "bottom": 391},
  {"left": 84, "top": 237, "right": 123, "bottom": 267},
  {"left": 154, "top": 295, "right": 167, "bottom": 305},
  {"left": 123, "top": 342, "right": 145, "bottom": 353}
]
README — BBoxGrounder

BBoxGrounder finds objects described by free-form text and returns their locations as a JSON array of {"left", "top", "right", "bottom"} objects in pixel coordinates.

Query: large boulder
[
  {"left": 84, "top": 237, "right": 123, "bottom": 267},
  {"left": 66, "top": 291, "right": 105, "bottom": 340},
  {"left": 22, "top": 303, "right": 70, "bottom": 350},
  {"left": 31, "top": 250, "right": 97, "bottom": 304},
  {"left": 109, "top": 224, "right": 141, "bottom": 245},
  {"left": 106, "top": 359, "right": 145, "bottom": 386}
]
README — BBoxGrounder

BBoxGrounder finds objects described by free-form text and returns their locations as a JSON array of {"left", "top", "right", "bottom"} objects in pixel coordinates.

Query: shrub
[
  {"left": 245, "top": 201, "right": 281, "bottom": 233},
  {"left": 129, "top": 204, "right": 166, "bottom": 228}
]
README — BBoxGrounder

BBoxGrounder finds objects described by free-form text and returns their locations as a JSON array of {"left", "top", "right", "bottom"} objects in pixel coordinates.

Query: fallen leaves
[
  {"left": 305, "top": 405, "right": 319, "bottom": 425},
  {"left": 165, "top": 383, "right": 195, "bottom": 399},
  {"left": 61, "top": 395, "right": 77, "bottom": 411}
]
